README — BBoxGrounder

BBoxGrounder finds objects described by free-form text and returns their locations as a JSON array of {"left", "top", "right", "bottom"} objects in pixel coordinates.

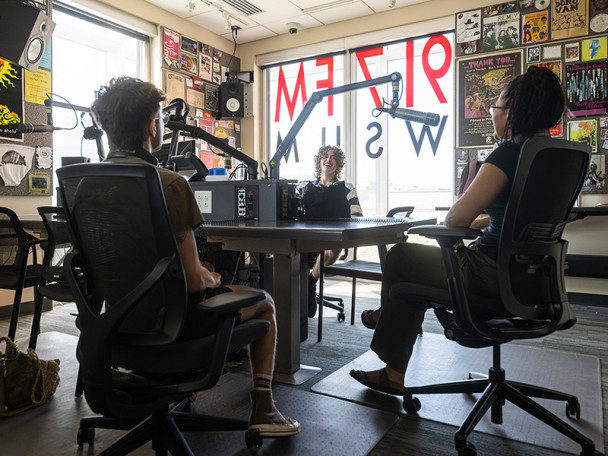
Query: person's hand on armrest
[{"left": 177, "top": 229, "right": 222, "bottom": 292}]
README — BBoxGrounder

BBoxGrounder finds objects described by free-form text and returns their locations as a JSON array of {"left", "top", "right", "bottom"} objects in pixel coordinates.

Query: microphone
[
  {"left": 17, "top": 123, "right": 61, "bottom": 133},
  {"left": 391, "top": 79, "right": 400, "bottom": 109},
  {"left": 378, "top": 106, "right": 441, "bottom": 126}
]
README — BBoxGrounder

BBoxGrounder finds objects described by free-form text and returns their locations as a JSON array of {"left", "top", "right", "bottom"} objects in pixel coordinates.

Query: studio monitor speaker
[
  {"left": 0, "top": 0, "right": 55, "bottom": 72},
  {"left": 218, "top": 81, "right": 244, "bottom": 119}
]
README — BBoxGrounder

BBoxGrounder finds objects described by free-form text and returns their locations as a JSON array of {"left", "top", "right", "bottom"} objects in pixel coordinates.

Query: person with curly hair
[{"left": 296, "top": 145, "right": 362, "bottom": 318}]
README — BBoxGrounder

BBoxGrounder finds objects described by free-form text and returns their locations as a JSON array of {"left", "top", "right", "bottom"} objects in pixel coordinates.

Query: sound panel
[
  {"left": 218, "top": 81, "right": 244, "bottom": 119},
  {"left": 0, "top": 0, "right": 55, "bottom": 72}
]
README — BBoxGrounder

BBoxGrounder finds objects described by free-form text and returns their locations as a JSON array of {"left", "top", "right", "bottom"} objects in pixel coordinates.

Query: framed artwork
[
  {"left": 565, "top": 42, "right": 580, "bottom": 62},
  {"left": 568, "top": 119, "right": 598, "bottom": 153}
]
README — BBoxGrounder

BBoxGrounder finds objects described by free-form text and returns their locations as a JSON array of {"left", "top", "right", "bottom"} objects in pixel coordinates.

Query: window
[
  {"left": 265, "top": 32, "right": 454, "bottom": 221},
  {"left": 51, "top": 4, "right": 148, "bottom": 181}
]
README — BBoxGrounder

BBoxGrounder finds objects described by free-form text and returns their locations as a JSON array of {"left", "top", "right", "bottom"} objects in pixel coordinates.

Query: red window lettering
[
  {"left": 422, "top": 35, "right": 452, "bottom": 104},
  {"left": 355, "top": 47, "right": 384, "bottom": 107},
  {"left": 274, "top": 63, "right": 308, "bottom": 122},
  {"left": 316, "top": 56, "right": 334, "bottom": 116}
]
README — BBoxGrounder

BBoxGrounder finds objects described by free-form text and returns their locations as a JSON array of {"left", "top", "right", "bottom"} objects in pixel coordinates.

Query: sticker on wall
[
  {"left": 0, "top": 145, "right": 34, "bottom": 186},
  {"left": 527, "top": 45, "right": 541, "bottom": 63},
  {"left": 35, "top": 147, "right": 52, "bottom": 169},
  {"left": 522, "top": 11, "right": 549, "bottom": 43},
  {"left": 163, "top": 28, "right": 180, "bottom": 70},
  {"left": 0, "top": 59, "right": 24, "bottom": 142},
  {"left": 581, "top": 36, "right": 608, "bottom": 61},
  {"left": 28, "top": 171, "right": 50, "bottom": 195},
  {"left": 568, "top": 119, "right": 598, "bottom": 153},
  {"left": 551, "top": 0, "right": 588, "bottom": 40},
  {"left": 180, "top": 35, "right": 198, "bottom": 55},
  {"left": 519, "top": 0, "right": 534, "bottom": 8},
  {"left": 565, "top": 42, "right": 580, "bottom": 62},
  {"left": 590, "top": 0, "right": 608, "bottom": 33},
  {"left": 199, "top": 53, "right": 212, "bottom": 81},
  {"left": 566, "top": 61, "right": 608, "bottom": 116},
  {"left": 483, "top": 12, "right": 520, "bottom": 51}
]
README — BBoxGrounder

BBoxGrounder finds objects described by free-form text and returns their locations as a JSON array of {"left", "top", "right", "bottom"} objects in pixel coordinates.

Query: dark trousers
[{"left": 370, "top": 242, "right": 499, "bottom": 374}]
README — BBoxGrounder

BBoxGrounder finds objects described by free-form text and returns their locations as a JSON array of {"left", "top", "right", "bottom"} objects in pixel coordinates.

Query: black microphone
[
  {"left": 44, "top": 97, "right": 54, "bottom": 127},
  {"left": 17, "top": 123, "right": 61, "bottom": 133},
  {"left": 378, "top": 106, "right": 441, "bottom": 126},
  {"left": 391, "top": 79, "right": 400, "bottom": 109}
]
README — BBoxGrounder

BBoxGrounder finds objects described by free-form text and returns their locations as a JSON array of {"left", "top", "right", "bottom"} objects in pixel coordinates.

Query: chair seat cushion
[
  {"left": 39, "top": 282, "right": 73, "bottom": 302},
  {"left": 323, "top": 259, "right": 382, "bottom": 281},
  {"left": 110, "top": 319, "right": 270, "bottom": 375}
]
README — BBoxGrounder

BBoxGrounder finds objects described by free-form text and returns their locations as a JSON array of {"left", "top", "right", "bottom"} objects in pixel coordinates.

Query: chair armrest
[
  {"left": 198, "top": 290, "right": 266, "bottom": 316},
  {"left": 409, "top": 225, "right": 482, "bottom": 241}
]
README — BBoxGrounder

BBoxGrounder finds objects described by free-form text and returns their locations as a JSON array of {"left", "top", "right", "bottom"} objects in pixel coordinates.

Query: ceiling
[{"left": 144, "top": 0, "right": 431, "bottom": 44}]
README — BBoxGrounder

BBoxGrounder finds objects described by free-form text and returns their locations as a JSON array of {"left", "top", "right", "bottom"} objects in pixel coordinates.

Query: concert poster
[
  {"left": 457, "top": 51, "right": 523, "bottom": 147},
  {"left": 551, "top": 0, "right": 588, "bottom": 40},
  {"left": 568, "top": 119, "right": 598, "bottom": 153},
  {"left": 522, "top": 11, "right": 549, "bottom": 44},
  {"left": 0, "top": 58, "right": 24, "bottom": 142},
  {"left": 531, "top": 60, "right": 563, "bottom": 81},
  {"left": 565, "top": 61, "right": 608, "bottom": 117},
  {"left": 482, "top": 12, "right": 520, "bottom": 51},
  {"left": 163, "top": 27, "right": 180, "bottom": 70}
]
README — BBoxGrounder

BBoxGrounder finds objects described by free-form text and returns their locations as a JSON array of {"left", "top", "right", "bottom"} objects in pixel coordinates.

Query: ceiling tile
[{"left": 309, "top": 2, "right": 375, "bottom": 25}]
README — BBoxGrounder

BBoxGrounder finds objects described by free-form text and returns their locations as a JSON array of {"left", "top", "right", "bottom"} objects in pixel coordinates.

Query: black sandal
[
  {"left": 361, "top": 309, "right": 379, "bottom": 329},
  {"left": 349, "top": 368, "right": 405, "bottom": 395}
]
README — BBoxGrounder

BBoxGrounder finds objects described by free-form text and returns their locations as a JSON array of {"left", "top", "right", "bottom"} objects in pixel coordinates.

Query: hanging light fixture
[
  {"left": 221, "top": 9, "right": 231, "bottom": 30},
  {"left": 388, "top": 0, "right": 396, "bottom": 8},
  {"left": 187, "top": 0, "right": 195, "bottom": 12}
]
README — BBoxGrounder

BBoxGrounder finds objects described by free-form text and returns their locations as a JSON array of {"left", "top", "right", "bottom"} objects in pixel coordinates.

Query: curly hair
[
  {"left": 313, "top": 145, "right": 346, "bottom": 179},
  {"left": 91, "top": 76, "right": 166, "bottom": 151},
  {"left": 500, "top": 66, "right": 565, "bottom": 141}
]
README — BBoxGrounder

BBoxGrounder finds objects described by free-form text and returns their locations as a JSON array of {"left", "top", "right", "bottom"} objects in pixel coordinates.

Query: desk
[
  {"left": 199, "top": 217, "right": 435, "bottom": 384},
  {"left": 567, "top": 207, "right": 608, "bottom": 283}
]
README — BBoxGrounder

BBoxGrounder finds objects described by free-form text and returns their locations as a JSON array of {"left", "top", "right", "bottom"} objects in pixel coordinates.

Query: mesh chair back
[
  {"left": 497, "top": 137, "right": 590, "bottom": 321},
  {"left": 37, "top": 207, "right": 73, "bottom": 282},
  {"left": 57, "top": 163, "right": 187, "bottom": 345}
]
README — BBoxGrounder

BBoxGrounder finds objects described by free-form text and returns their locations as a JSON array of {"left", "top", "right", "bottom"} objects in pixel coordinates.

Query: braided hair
[{"left": 500, "top": 66, "right": 565, "bottom": 141}]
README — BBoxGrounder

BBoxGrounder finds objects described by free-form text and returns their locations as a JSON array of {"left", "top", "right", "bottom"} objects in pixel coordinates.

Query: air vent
[{"left": 221, "top": 0, "right": 263, "bottom": 15}]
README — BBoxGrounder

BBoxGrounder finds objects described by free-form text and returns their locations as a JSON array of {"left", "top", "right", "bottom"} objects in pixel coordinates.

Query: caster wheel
[
  {"left": 245, "top": 430, "right": 263, "bottom": 450},
  {"left": 566, "top": 400, "right": 581, "bottom": 419},
  {"left": 402, "top": 396, "right": 421, "bottom": 414},
  {"left": 337, "top": 312, "right": 345, "bottom": 322},
  {"left": 457, "top": 442, "right": 477, "bottom": 456},
  {"left": 77, "top": 427, "right": 95, "bottom": 446}
]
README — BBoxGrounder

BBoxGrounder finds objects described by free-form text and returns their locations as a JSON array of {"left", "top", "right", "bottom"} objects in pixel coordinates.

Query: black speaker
[
  {"left": 0, "top": 0, "right": 55, "bottom": 72},
  {"left": 218, "top": 81, "right": 245, "bottom": 118}
]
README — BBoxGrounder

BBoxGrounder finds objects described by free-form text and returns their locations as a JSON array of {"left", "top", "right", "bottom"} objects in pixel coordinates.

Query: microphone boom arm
[{"left": 268, "top": 71, "right": 402, "bottom": 179}]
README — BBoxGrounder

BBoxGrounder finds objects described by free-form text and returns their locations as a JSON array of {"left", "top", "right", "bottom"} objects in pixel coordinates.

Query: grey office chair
[
  {"left": 58, "top": 163, "right": 271, "bottom": 453},
  {"left": 390, "top": 137, "right": 602, "bottom": 456}
]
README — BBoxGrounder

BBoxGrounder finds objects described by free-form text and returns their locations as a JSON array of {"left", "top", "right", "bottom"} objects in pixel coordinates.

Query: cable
[
  {"left": 226, "top": 26, "right": 238, "bottom": 80},
  {"left": 47, "top": 92, "right": 79, "bottom": 130},
  {"left": 229, "top": 251, "right": 243, "bottom": 285}
]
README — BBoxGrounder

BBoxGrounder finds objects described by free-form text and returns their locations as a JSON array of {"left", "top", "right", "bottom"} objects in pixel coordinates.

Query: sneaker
[
  {"left": 249, "top": 389, "right": 301, "bottom": 437},
  {"left": 308, "top": 275, "right": 318, "bottom": 318}
]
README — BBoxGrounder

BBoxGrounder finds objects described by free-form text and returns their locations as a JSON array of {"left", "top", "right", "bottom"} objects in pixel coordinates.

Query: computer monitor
[{"left": 61, "top": 156, "right": 91, "bottom": 166}]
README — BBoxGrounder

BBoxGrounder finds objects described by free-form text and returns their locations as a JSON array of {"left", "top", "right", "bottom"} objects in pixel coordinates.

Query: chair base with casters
[{"left": 401, "top": 342, "right": 599, "bottom": 456}]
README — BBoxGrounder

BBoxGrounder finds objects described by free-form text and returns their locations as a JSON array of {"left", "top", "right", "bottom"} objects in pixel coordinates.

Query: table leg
[{"left": 272, "top": 249, "right": 321, "bottom": 385}]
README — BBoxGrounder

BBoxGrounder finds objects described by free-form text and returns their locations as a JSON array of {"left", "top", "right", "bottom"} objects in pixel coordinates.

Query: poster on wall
[
  {"left": 199, "top": 52, "right": 212, "bottom": 81},
  {"left": 551, "top": 0, "right": 588, "bottom": 40},
  {"left": 0, "top": 145, "right": 34, "bottom": 187},
  {"left": 568, "top": 119, "right": 598, "bottom": 153},
  {"left": 482, "top": 12, "right": 520, "bottom": 51},
  {"left": 457, "top": 51, "right": 523, "bottom": 147},
  {"left": 583, "top": 154, "right": 606, "bottom": 193},
  {"left": 456, "top": 9, "right": 482, "bottom": 55},
  {"left": 164, "top": 70, "right": 186, "bottom": 104},
  {"left": 163, "top": 28, "right": 180, "bottom": 69},
  {"left": 0, "top": 59, "right": 24, "bottom": 142},
  {"left": 581, "top": 36, "right": 608, "bottom": 61},
  {"left": 531, "top": 60, "right": 563, "bottom": 81},
  {"left": 522, "top": 11, "right": 549, "bottom": 44},
  {"left": 565, "top": 61, "right": 608, "bottom": 116}
]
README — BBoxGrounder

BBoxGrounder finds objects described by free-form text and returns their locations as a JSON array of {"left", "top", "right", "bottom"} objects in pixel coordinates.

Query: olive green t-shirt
[{"left": 105, "top": 153, "right": 204, "bottom": 236}]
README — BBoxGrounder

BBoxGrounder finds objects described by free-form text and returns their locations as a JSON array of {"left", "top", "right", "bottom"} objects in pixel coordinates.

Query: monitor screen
[{"left": 154, "top": 140, "right": 196, "bottom": 165}]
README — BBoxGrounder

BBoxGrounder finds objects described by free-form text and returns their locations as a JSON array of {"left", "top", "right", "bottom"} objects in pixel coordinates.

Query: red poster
[{"left": 163, "top": 28, "right": 180, "bottom": 69}]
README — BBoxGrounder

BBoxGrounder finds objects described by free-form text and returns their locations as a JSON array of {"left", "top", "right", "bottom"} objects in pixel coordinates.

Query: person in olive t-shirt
[{"left": 92, "top": 76, "right": 299, "bottom": 438}]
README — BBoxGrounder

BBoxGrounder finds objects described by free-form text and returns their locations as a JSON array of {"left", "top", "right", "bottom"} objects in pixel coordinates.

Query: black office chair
[
  {"left": 0, "top": 207, "right": 44, "bottom": 341},
  {"left": 57, "top": 163, "right": 271, "bottom": 454},
  {"left": 28, "top": 206, "right": 75, "bottom": 350},
  {"left": 390, "top": 137, "right": 602, "bottom": 455},
  {"left": 316, "top": 206, "right": 414, "bottom": 342}
]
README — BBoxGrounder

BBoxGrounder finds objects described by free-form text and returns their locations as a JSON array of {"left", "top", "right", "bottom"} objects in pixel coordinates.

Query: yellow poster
[
  {"left": 551, "top": 0, "right": 588, "bottom": 40},
  {"left": 582, "top": 36, "right": 608, "bottom": 61},
  {"left": 24, "top": 68, "right": 51, "bottom": 105}
]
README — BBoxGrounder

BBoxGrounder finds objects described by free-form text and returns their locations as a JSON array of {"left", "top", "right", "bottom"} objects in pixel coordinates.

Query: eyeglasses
[
  {"left": 154, "top": 112, "right": 169, "bottom": 125},
  {"left": 489, "top": 105, "right": 508, "bottom": 116}
]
